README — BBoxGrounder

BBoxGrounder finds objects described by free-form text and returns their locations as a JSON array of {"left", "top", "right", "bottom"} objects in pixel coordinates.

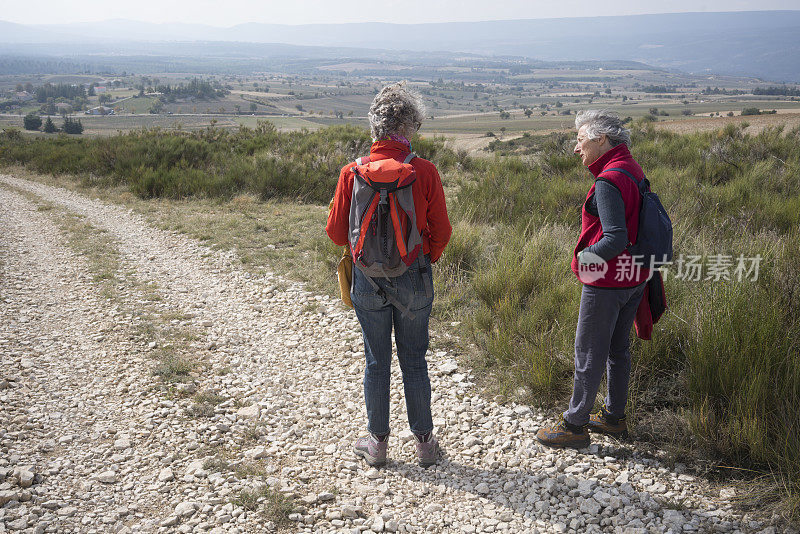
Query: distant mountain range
[{"left": 2, "top": 11, "right": 799, "bottom": 81}]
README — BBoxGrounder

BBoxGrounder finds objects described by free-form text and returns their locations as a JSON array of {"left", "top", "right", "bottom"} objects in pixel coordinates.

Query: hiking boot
[
  {"left": 536, "top": 418, "right": 590, "bottom": 449},
  {"left": 353, "top": 434, "right": 388, "bottom": 467},
  {"left": 415, "top": 433, "right": 439, "bottom": 467},
  {"left": 588, "top": 406, "right": 628, "bottom": 438}
]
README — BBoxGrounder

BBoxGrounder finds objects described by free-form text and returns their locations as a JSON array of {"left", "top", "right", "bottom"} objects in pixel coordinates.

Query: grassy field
[{"left": 1, "top": 116, "right": 799, "bottom": 522}]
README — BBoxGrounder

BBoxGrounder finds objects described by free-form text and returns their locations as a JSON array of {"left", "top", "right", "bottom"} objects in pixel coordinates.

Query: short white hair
[
  {"left": 575, "top": 109, "right": 631, "bottom": 146},
  {"left": 368, "top": 82, "right": 425, "bottom": 141}
]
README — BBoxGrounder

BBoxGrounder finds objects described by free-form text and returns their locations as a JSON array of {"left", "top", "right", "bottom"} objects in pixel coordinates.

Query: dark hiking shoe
[
  {"left": 353, "top": 434, "right": 388, "bottom": 467},
  {"left": 587, "top": 407, "right": 628, "bottom": 438},
  {"left": 414, "top": 433, "right": 439, "bottom": 467},
  {"left": 536, "top": 418, "right": 590, "bottom": 449}
]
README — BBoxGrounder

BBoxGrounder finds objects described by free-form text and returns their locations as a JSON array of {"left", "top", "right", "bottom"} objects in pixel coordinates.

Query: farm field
[{"left": 3, "top": 62, "right": 800, "bottom": 142}]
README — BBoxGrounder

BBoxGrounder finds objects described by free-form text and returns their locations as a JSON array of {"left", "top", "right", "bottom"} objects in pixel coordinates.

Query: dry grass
[{"left": 655, "top": 112, "right": 800, "bottom": 135}]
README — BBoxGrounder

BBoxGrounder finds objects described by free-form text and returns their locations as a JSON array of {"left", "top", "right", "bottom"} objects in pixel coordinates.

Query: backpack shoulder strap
[
  {"left": 600, "top": 167, "right": 638, "bottom": 183},
  {"left": 356, "top": 153, "right": 414, "bottom": 166},
  {"left": 600, "top": 167, "right": 649, "bottom": 193}
]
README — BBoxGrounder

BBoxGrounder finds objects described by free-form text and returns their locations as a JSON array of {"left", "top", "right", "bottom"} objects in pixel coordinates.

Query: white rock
[
  {"left": 113, "top": 437, "right": 131, "bottom": 450},
  {"left": 341, "top": 505, "right": 359, "bottom": 518},
  {"left": 96, "top": 470, "right": 116, "bottom": 484},
  {"left": 439, "top": 362, "right": 458, "bottom": 374},
  {"left": 463, "top": 436, "right": 482, "bottom": 448},
  {"left": 175, "top": 501, "right": 198, "bottom": 517},
  {"left": 663, "top": 509, "right": 686, "bottom": 527},
  {"left": 244, "top": 446, "right": 268, "bottom": 459},
  {"left": 475, "top": 483, "right": 490, "bottom": 495},
  {"left": 237, "top": 404, "right": 260, "bottom": 419},
  {"left": 185, "top": 459, "right": 205, "bottom": 476},
  {"left": 579, "top": 497, "right": 601, "bottom": 515},
  {"left": 577, "top": 479, "right": 595, "bottom": 496},
  {"left": 17, "top": 470, "right": 34, "bottom": 488},
  {"left": 158, "top": 468, "right": 175, "bottom": 482},
  {"left": 161, "top": 516, "right": 180, "bottom": 527},
  {"left": 498, "top": 511, "right": 514, "bottom": 522},
  {"left": 399, "top": 429, "right": 415, "bottom": 443}
]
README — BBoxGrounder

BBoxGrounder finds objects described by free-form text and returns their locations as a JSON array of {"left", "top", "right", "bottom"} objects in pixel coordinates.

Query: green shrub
[
  {"left": 469, "top": 226, "right": 579, "bottom": 397},
  {"left": 62, "top": 117, "right": 83, "bottom": 134},
  {"left": 42, "top": 117, "right": 57, "bottom": 133},
  {"left": 23, "top": 113, "right": 42, "bottom": 131},
  {"left": 0, "top": 122, "right": 371, "bottom": 202}
]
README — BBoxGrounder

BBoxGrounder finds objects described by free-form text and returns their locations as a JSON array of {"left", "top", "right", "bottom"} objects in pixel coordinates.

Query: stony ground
[{"left": 0, "top": 173, "right": 792, "bottom": 534}]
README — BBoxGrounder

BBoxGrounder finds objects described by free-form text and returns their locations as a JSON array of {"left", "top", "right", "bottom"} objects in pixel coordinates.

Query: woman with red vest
[
  {"left": 326, "top": 83, "right": 452, "bottom": 467},
  {"left": 537, "top": 110, "right": 648, "bottom": 449}
]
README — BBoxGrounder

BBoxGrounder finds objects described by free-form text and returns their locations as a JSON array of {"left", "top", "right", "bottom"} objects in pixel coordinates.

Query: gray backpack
[{"left": 347, "top": 153, "right": 429, "bottom": 317}]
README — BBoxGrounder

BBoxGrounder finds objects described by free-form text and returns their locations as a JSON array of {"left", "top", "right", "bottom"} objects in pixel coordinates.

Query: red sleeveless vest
[{"left": 571, "top": 144, "right": 650, "bottom": 288}]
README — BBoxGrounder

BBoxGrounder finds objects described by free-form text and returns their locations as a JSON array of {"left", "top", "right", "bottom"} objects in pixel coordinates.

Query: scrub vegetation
[{"left": 1, "top": 120, "right": 799, "bottom": 519}]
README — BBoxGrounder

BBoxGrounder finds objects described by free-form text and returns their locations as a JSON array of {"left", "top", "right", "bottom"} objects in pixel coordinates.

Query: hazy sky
[{"left": 2, "top": 0, "right": 799, "bottom": 26}]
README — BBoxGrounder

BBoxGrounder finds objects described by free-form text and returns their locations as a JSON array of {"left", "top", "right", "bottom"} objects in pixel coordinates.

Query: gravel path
[{"left": 0, "top": 173, "right": 783, "bottom": 534}]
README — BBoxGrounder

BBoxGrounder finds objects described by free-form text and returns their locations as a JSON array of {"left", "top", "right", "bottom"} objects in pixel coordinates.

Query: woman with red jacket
[
  {"left": 537, "top": 110, "right": 648, "bottom": 449},
  {"left": 326, "top": 83, "right": 451, "bottom": 467}
]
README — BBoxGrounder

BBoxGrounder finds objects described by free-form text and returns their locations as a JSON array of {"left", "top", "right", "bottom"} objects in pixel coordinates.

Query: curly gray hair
[
  {"left": 368, "top": 82, "right": 426, "bottom": 141},
  {"left": 575, "top": 109, "right": 631, "bottom": 147}
]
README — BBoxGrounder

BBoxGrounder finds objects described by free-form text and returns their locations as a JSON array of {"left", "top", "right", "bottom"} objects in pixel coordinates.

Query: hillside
[{"left": 1, "top": 11, "right": 798, "bottom": 80}]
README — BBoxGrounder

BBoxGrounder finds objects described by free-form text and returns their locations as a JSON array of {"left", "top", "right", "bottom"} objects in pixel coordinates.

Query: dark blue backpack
[{"left": 602, "top": 167, "right": 673, "bottom": 265}]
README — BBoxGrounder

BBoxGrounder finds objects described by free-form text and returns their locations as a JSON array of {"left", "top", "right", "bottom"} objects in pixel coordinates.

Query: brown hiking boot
[
  {"left": 536, "top": 418, "right": 590, "bottom": 449},
  {"left": 587, "top": 406, "right": 628, "bottom": 438}
]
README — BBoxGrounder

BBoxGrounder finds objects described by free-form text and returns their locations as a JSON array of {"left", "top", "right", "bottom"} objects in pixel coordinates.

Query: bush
[
  {"left": 23, "top": 113, "right": 42, "bottom": 131},
  {"left": 0, "top": 122, "right": 370, "bottom": 202},
  {"left": 742, "top": 107, "right": 761, "bottom": 116},
  {"left": 62, "top": 118, "right": 83, "bottom": 135},
  {"left": 2, "top": 128, "right": 22, "bottom": 141},
  {"left": 42, "top": 117, "right": 57, "bottom": 133}
]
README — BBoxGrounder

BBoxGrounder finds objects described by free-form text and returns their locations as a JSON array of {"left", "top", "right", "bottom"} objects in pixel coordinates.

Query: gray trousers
[{"left": 564, "top": 282, "right": 646, "bottom": 426}]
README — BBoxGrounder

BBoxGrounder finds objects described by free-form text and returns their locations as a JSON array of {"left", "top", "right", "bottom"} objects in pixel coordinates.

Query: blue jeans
[
  {"left": 351, "top": 255, "right": 435, "bottom": 437},
  {"left": 564, "top": 283, "right": 646, "bottom": 426}
]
